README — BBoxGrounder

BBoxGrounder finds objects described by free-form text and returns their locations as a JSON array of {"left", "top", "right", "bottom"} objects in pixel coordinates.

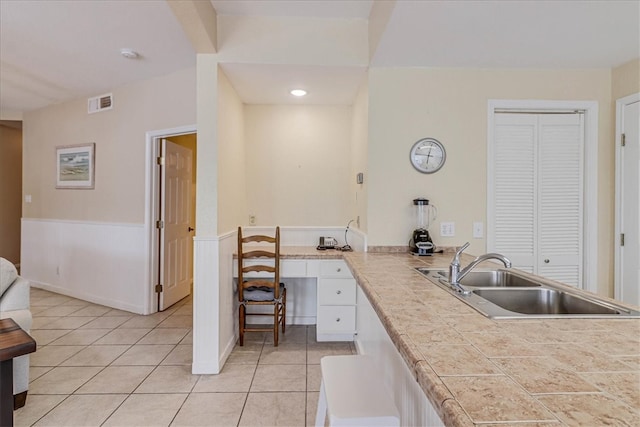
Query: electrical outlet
[
  {"left": 25, "top": 195, "right": 32, "bottom": 203},
  {"left": 473, "top": 221, "right": 484, "bottom": 238},
  {"left": 440, "top": 222, "right": 455, "bottom": 237},
  {"left": 249, "top": 215, "right": 256, "bottom": 226}
]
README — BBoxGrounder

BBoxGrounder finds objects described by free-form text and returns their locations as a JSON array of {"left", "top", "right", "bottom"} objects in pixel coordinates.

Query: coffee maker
[{"left": 409, "top": 198, "right": 437, "bottom": 256}]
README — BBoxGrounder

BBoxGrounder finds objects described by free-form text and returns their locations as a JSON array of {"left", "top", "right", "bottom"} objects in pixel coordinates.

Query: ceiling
[{"left": 1, "top": 0, "right": 638, "bottom": 118}]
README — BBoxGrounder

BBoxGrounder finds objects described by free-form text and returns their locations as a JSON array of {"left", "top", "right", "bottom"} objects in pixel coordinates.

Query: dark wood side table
[{"left": 0, "top": 318, "right": 36, "bottom": 427}]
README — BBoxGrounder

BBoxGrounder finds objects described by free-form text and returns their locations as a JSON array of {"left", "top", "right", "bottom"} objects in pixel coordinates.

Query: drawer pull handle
[
  {"left": 336, "top": 268, "right": 342, "bottom": 272},
  {"left": 336, "top": 318, "right": 341, "bottom": 322},
  {"left": 336, "top": 290, "right": 342, "bottom": 295}
]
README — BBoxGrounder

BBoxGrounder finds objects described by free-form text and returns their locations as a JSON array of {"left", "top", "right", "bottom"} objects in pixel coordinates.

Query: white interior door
[
  {"left": 616, "top": 95, "right": 640, "bottom": 306},
  {"left": 159, "top": 139, "right": 193, "bottom": 310},
  {"left": 490, "top": 112, "right": 584, "bottom": 287}
]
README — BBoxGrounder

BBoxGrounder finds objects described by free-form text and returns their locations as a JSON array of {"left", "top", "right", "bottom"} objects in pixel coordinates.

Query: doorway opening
[
  {"left": 614, "top": 92, "right": 640, "bottom": 306},
  {"left": 145, "top": 125, "right": 197, "bottom": 313}
]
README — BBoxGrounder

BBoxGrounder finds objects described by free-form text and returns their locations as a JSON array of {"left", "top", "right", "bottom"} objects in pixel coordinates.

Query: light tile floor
[{"left": 14, "top": 288, "right": 356, "bottom": 427}]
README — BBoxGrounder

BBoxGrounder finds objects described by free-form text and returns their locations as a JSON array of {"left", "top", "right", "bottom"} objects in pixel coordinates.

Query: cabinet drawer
[
  {"left": 317, "top": 306, "right": 356, "bottom": 333},
  {"left": 319, "top": 260, "right": 352, "bottom": 278},
  {"left": 318, "top": 278, "right": 356, "bottom": 305}
]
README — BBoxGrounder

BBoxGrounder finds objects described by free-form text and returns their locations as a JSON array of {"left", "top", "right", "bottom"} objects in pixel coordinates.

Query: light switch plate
[
  {"left": 440, "top": 222, "right": 455, "bottom": 237},
  {"left": 473, "top": 221, "right": 484, "bottom": 238}
]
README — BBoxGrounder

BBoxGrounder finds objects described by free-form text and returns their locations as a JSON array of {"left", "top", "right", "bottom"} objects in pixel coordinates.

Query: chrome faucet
[{"left": 448, "top": 242, "right": 512, "bottom": 294}]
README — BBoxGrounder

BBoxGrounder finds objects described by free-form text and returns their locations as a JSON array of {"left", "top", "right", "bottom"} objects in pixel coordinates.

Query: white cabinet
[
  {"left": 316, "top": 260, "right": 356, "bottom": 341},
  {"left": 356, "top": 286, "right": 443, "bottom": 426}
]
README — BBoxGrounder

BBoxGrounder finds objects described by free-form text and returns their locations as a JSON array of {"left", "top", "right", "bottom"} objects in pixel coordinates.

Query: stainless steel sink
[
  {"left": 435, "top": 269, "right": 541, "bottom": 288},
  {"left": 473, "top": 288, "right": 622, "bottom": 315},
  {"left": 415, "top": 267, "right": 640, "bottom": 319}
]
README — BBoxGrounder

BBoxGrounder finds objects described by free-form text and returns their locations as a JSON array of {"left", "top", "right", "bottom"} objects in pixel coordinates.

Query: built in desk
[
  {"left": 0, "top": 318, "right": 36, "bottom": 427},
  {"left": 233, "top": 246, "right": 357, "bottom": 341}
]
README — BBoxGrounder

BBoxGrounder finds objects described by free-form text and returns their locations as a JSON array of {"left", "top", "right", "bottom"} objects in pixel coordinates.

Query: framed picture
[{"left": 56, "top": 143, "right": 95, "bottom": 189}]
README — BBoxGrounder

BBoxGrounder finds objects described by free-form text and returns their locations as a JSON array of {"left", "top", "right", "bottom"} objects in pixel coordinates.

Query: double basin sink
[{"left": 415, "top": 268, "right": 640, "bottom": 319}]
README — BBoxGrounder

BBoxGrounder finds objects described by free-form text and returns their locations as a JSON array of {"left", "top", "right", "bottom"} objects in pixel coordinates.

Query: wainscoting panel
[
  {"left": 240, "top": 226, "right": 367, "bottom": 251},
  {"left": 21, "top": 218, "right": 149, "bottom": 314},
  {"left": 192, "top": 236, "right": 221, "bottom": 374}
]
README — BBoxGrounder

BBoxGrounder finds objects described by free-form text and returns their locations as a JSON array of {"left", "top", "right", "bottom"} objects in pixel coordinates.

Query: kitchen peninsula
[{"left": 276, "top": 248, "right": 640, "bottom": 426}]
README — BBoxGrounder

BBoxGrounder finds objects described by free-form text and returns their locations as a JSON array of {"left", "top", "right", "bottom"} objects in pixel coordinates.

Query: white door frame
[
  {"left": 144, "top": 125, "right": 197, "bottom": 314},
  {"left": 487, "top": 99, "right": 598, "bottom": 293},
  {"left": 614, "top": 92, "right": 640, "bottom": 301}
]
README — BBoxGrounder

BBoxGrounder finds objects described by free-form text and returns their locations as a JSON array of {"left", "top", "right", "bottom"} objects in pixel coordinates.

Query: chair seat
[{"left": 243, "top": 283, "right": 285, "bottom": 302}]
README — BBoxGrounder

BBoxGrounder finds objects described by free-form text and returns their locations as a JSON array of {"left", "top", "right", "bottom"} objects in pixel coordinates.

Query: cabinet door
[{"left": 490, "top": 113, "right": 584, "bottom": 286}]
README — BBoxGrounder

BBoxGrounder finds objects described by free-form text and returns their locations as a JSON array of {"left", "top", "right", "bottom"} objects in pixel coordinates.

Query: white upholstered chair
[{"left": 0, "top": 257, "right": 34, "bottom": 409}]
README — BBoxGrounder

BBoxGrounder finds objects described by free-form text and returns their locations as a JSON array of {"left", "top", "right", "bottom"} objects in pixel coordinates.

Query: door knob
[
  {"left": 188, "top": 227, "right": 195, "bottom": 232},
  {"left": 544, "top": 259, "right": 550, "bottom": 264}
]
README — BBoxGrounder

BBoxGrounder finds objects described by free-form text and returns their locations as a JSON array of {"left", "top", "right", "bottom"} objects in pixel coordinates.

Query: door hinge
[
  {"left": 157, "top": 156, "right": 165, "bottom": 165},
  {"left": 156, "top": 220, "right": 164, "bottom": 229},
  {"left": 621, "top": 233, "right": 625, "bottom": 246},
  {"left": 155, "top": 284, "right": 163, "bottom": 293},
  {"left": 621, "top": 133, "right": 626, "bottom": 147}
]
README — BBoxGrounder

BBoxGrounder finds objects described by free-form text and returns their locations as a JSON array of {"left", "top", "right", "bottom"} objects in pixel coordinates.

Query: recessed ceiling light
[
  {"left": 290, "top": 89, "right": 307, "bottom": 97},
  {"left": 120, "top": 48, "right": 139, "bottom": 59}
]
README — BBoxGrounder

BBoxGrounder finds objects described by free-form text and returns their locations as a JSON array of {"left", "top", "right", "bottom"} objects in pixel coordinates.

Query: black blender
[{"left": 409, "top": 198, "right": 437, "bottom": 256}]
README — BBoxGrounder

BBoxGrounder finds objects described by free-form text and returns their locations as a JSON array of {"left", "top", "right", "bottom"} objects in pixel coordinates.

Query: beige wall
[
  {"left": 350, "top": 75, "right": 369, "bottom": 231},
  {"left": 217, "top": 68, "right": 247, "bottom": 234},
  {"left": 612, "top": 58, "right": 640, "bottom": 100},
  {"left": 244, "top": 104, "right": 353, "bottom": 226},
  {"left": 22, "top": 67, "right": 196, "bottom": 223},
  {"left": 0, "top": 125, "right": 23, "bottom": 264},
  {"left": 367, "top": 67, "right": 613, "bottom": 293}
]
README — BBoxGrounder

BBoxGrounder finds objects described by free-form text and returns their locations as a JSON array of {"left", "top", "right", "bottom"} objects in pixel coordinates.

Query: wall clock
[{"left": 409, "top": 137, "right": 446, "bottom": 174}]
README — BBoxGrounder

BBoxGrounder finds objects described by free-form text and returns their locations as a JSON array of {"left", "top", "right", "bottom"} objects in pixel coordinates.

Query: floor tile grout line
[
  {"left": 237, "top": 337, "right": 265, "bottom": 426},
  {"left": 23, "top": 291, "right": 353, "bottom": 426}
]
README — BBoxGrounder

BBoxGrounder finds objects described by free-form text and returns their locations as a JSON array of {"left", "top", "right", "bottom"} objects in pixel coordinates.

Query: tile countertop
[{"left": 339, "top": 252, "right": 640, "bottom": 427}]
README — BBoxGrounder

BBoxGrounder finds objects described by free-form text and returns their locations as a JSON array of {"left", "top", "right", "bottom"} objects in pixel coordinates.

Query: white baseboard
[{"left": 30, "top": 280, "right": 144, "bottom": 314}]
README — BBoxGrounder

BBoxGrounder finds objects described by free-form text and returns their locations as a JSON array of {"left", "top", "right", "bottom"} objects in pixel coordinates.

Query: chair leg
[
  {"left": 282, "top": 289, "right": 287, "bottom": 334},
  {"left": 239, "top": 303, "right": 245, "bottom": 346},
  {"left": 273, "top": 302, "right": 279, "bottom": 346}
]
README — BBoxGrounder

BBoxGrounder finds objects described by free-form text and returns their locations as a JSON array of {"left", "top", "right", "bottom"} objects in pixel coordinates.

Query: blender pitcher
[{"left": 410, "top": 198, "right": 437, "bottom": 255}]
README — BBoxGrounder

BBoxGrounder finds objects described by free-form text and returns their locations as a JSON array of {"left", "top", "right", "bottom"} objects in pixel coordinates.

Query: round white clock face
[{"left": 410, "top": 138, "right": 446, "bottom": 174}]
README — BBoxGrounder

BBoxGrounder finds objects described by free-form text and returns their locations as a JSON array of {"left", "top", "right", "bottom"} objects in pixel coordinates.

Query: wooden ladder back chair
[{"left": 237, "top": 226, "right": 287, "bottom": 346}]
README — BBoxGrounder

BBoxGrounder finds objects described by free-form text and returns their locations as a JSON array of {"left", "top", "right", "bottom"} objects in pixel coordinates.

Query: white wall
[
  {"left": 367, "top": 67, "right": 613, "bottom": 293},
  {"left": 350, "top": 75, "right": 369, "bottom": 232},
  {"left": 20, "top": 68, "right": 197, "bottom": 313},
  {"left": 22, "top": 218, "right": 147, "bottom": 313},
  {"left": 244, "top": 105, "right": 353, "bottom": 227},
  {"left": 22, "top": 67, "right": 196, "bottom": 223},
  {"left": 217, "top": 67, "right": 247, "bottom": 234},
  {"left": 217, "top": 15, "right": 368, "bottom": 66}
]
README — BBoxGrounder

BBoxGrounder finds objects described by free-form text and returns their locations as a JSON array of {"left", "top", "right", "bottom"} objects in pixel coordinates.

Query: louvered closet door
[
  {"left": 492, "top": 114, "right": 537, "bottom": 273},
  {"left": 537, "top": 114, "right": 584, "bottom": 286},
  {"left": 491, "top": 113, "right": 584, "bottom": 287}
]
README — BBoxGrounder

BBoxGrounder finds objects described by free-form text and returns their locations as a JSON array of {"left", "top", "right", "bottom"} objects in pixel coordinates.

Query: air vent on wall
[{"left": 88, "top": 93, "right": 113, "bottom": 114}]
